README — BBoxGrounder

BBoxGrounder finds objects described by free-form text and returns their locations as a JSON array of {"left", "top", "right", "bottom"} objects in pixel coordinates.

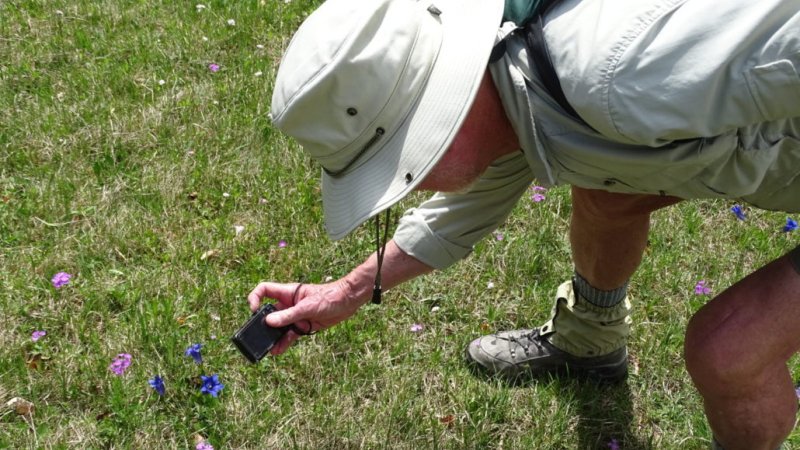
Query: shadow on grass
[
  {"left": 556, "top": 378, "right": 651, "bottom": 450},
  {"left": 466, "top": 359, "right": 652, "bottom": 449}
]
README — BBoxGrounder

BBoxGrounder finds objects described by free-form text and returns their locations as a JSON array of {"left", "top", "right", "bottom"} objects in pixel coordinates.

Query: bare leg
[
  {"left": 570, "top": 186, "right": 682, "bottom": 289},
  {"left": 684, "top": 251, "right": 800, "bottom": 450}
]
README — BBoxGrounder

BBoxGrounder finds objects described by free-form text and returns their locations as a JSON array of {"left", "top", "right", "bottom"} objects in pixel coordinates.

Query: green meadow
[{"left": 2, "top": 1, "right": 799, "bottom": 448}]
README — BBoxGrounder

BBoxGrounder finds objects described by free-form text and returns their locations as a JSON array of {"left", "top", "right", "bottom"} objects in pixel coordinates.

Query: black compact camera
[{"left": 231, "top": 303, "right": 290, "bottom": 363}]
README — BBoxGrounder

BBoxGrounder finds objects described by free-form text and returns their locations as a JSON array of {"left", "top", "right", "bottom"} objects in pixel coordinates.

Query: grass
[{"left": 1, "top": 0, "right": 799, "bottom": 448}]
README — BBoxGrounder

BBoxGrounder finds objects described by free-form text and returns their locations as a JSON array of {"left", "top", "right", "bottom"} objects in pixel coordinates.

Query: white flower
[
  {"left": 158, "top": 79, "right": 166, "bottom": 86},
  {"left": 324, "top": 276, "right": 333, "bottom": 282},
  {"left": 486, "top": 281, "right": 495, "bottom": 289},
  {"left": 254, "top": 71, "right": 263, "bottom": 77},
  {"left": 222, "top": 192, "right": 230, "bottom": 198},
  {"left": 233, "top": 225, "right": 244, "bottom": 235},
  {"left": 196, "top": 4, "right": 206, "bottom": 11},
  {"left": 202, "top": 36, "right": 209, "bottom": 42},
  {"left": 227, "top": 18, "right": 236, "bottom": 26},
  {"left": 55, "top": 10, "right": 64, "bottom": 16},
  {"left": 259, "top": 198, "right": 267, "bottom": 204},
  {"left": 256, "top": 44, "right": 265, "bottom": 49},
  {"left": 431, "top": 306, "right": 441, "bottom": 313}
]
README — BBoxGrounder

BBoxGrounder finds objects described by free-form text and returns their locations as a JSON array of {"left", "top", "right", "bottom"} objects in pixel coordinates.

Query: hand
[{"left": 246, "top": 280, "right": 364, "bottom": 355}]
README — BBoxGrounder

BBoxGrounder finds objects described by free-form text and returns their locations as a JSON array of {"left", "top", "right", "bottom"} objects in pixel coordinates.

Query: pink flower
[
  {"left": 694, "top": 280, "right": 712, "bottom": 295},
  {"left": 109, "top": 353, "right": 132, "bottom": 376},
  {"left": 410, "top": 323, "right": 423, "bottom": 333},
  {"left": 196, "top": 443, "right": 214, "bottom": 450},
  {"left": 208, "top": 63, "right": 219, "bottom": 72},
  {"left": 31, "top": 330, "right": 46, "bottom": 342},
  {"left": 51, "top": 272, "right": 71, "bottom": 288},
  {"left": 278, "top": 240, "right": 287, "bottom": 248},
  {"left": 493, "top": 232, "right": 504, "bottom": 241}
]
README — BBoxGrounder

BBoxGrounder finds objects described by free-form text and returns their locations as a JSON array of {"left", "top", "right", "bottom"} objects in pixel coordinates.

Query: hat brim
[{"left": 320, "top": 0, "right": 505, "bottom": 240}]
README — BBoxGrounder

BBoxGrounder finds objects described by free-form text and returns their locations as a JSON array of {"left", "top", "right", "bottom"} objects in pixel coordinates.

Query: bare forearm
[{"left": 342, "top": 239, "right": 434, "bottom": 305}]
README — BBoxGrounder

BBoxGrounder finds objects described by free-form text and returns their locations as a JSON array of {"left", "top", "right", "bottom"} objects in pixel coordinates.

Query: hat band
[{"left": 323, "top": 127, "right": 385, "bottom": 177}]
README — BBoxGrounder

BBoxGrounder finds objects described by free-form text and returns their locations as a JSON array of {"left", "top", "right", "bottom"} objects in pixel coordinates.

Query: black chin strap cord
[{"left": 372, "top": 208, "right": 392, "bottom": 304}]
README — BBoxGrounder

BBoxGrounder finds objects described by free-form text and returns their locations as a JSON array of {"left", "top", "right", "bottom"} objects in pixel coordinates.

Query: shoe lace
[{"left": 501, "top": 329, "right": 545, "bottom": 358}]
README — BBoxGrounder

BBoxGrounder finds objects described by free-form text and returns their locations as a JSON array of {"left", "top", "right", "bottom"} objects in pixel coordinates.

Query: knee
[{"left": 684, "top": 312, "right": 761, "bottom": 393}]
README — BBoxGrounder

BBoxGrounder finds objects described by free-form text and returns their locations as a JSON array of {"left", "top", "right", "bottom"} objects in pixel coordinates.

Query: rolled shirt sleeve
[{"left": 393, "top": 151, "right": 535, "bottom": 269}]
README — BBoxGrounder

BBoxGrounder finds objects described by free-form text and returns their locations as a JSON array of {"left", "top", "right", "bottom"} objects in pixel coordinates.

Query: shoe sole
[{"left": 464, "top": 346, "right": 629, "bottom": 384}]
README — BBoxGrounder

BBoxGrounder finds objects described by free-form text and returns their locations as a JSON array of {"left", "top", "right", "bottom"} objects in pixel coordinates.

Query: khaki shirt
[{"left": 394, "top": 1, "right": 800, "bottom": 270}]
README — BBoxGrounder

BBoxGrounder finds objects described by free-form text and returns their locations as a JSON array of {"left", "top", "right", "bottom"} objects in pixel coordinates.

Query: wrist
[{"left": 340, "top": 270, "right": 374, "bottom": 307}]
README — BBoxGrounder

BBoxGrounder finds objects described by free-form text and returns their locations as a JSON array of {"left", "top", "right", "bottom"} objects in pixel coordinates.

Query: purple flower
[
  {"left": 149, "top": 375, "right": 165, "bottom": 395},
  {"left": 608, "top": 438, "right": 620, "bottom": 450},
  {"left": 278, "top": 240, "right": 287, "bottom": 248},
  {"left": 196, "top": 442, "right": 214, "bottom": 450},
  {"left": 694, "top": 280, "right": 712, "bottom": 295},
  {"left": 200, "top": 374, "right": 224, "bottom": 397},
  {"left": 109, "top": 353, "right": 132, "bottom": 376},
  {"left": 208, "top": 63, "right": 219, "bottom": 72},
  {"left": 184, "top": 343, "right": 203, "bottom": 364},
  {"left": 795, "top": 385, "right": 800, "bottom": 400},
  {"left": 783, "top": 217, "right": 798, "bottom": 233},
  {"left": 531, "top": 185, "right": 547, "bottom": 202},
  {"left": 51, "top": 272, "right": 71, "bottom": 288},
  {"left": 410, "top": 323, "right": 423, "bottom": 333},
  {"left": 31, "top": 330, "right": 46, "bottom": 342},
  {"left": 493, "top": 232, "right": 504, "bottom": 241},
  {"left": 730, "top": 204, "right": 746, "bottom": 221}
]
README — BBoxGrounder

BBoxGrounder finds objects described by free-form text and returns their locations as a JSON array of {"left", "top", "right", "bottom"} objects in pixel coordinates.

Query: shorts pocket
[
  {"left": 745, "top": 58, "right": 800, "bottom": 122},
  {"left": 711, "top": 135, "right": 800, "bottom": 212}
]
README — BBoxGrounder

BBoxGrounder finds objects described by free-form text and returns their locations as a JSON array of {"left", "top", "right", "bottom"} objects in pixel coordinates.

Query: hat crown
[{"left": 271, "top": 0, "right": 442, "bottom": 174}]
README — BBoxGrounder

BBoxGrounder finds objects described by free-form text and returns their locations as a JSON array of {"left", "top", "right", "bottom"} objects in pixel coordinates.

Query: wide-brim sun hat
[{"left": 270, "top": 0, "right": 504, "bottom": 240}]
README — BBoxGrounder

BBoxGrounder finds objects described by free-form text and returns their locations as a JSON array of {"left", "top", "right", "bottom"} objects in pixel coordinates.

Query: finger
[
  {"left": 270, "top": 330, "right": 300, "bottom": 355},
  {"left": 247, "top": 282, "right": 298, "bottom": 312}
]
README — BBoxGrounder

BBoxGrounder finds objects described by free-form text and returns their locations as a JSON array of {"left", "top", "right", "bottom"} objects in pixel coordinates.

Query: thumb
[{"left": 266, "top": 302, "right": 312, "bottom": 327}]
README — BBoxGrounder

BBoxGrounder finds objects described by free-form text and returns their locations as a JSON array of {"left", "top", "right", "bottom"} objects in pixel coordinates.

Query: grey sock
[{"left": 572, "top": 271, "right": 628, "bottom": 308}]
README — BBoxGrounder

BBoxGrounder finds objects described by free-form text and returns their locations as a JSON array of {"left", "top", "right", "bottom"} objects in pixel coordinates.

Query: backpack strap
[
  {"left": 523, "top": 13, "right": 587, "bottom": 125},
  {"left": 490, "top": 0, "right": 590, "bottom": 126}
]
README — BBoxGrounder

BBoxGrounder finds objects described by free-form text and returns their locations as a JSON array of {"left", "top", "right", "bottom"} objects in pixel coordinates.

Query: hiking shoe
[{"left": 465, "top": 328, "right": 628, "bottom": 382}]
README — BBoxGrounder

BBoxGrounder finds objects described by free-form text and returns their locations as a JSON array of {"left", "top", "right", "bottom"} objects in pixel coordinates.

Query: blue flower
[
  {"left": 783, "top": 217, "right": 798, "bottom": 233},
  {"left": 148, "top": 375, "right": 165, "bottom": 396},
  {"left": 200, "top": 374, "right": 224, "bottom": 397},
  {"left": 184, "top": 343, "right": 203, "bottom": 364},
  {"left": 730, "top": 204, "right": 746, "bottom": 221}
]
